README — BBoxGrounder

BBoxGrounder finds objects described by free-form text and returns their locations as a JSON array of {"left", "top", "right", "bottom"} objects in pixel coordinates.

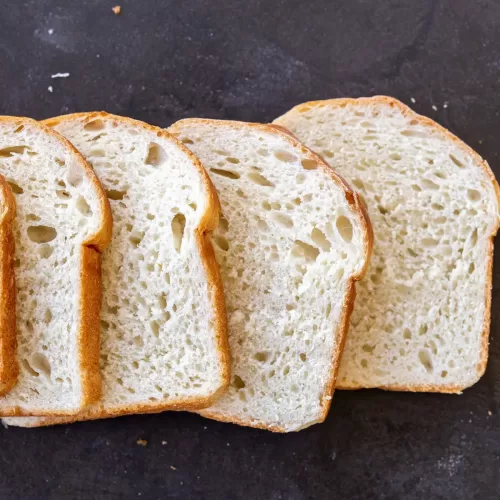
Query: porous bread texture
[
  {"left": 6, "top": 112, "right": 228, "bottom": 427},
  {"left": 0, "top": 117, "right": 111, "bottom": 416},
  {"left": 275, "top": 96, "right": 500, "bottom": 392},
  {"left": 168, "top": 119, "right": 372, "bottom": 432},
  {"left": 0, "top": 175, "right": 17, "bottom": 395}
]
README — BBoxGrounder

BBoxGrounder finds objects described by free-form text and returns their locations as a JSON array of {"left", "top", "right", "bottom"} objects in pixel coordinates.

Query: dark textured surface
[{"left": 1, "top": 1, "right": 500, "bottom": 498}]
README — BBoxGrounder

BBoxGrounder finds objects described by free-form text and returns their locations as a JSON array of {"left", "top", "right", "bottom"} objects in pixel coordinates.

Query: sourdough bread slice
[
  {"left": 0, "top": 175, "right": 17, "bottom": 395},
  {"left": 166, "top": 119, "right": 372, "bottom": 432},
  {"left": 0, "top": 117, "right": 112, "bottom": 416},
  {"left": 275, "top": 96, "right": 500, "bottom": 392},
  {"left": 4, "top": 112, "right": 229, "bottom": 426}
]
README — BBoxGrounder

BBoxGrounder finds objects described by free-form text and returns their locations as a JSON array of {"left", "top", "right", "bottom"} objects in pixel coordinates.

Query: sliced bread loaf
[
  {"left": 0, "top": 116, "right": 112, "bottom": 416},
  {"left": 166, "top": 119, "right": 372, "bottom": 432},
  {"left": 4, "top": 112, "right": 229, "bottom": 426},
  {"left": 275, "top": 96, "right": 500, "bottom": 392},
  {"left": 0, "top": 175, "right": 17, "bottom": 395}
]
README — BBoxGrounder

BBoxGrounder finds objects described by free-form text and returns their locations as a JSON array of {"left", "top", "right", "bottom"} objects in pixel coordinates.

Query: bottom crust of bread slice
[
  {"left": 3, "top": 112, "right": 229, "bottom": 427},
  {"left": 0, "top": 117, "right": 112, "bottom": 416},
  {"left": 166, "top": 119, "right": 372, "bottom": 432},
  {"left": 275, "top": 96, "right": 500, "bottom": 393},
  {"left": 0, "top": 176, "right": 17, "bottom": 395}
]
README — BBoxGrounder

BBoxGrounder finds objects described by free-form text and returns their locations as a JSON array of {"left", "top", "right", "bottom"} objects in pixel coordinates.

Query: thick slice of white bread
[
  {"left": 4, "top": 112, "right": 229, "bottom": 427},
  {"left": 0, "top": 117, "right": 112, "bottom": 416},
  {"left": 0, "top": 175, "right": 17, "bottom": 395},
  {"left": 275, "top": 96, "right": 500, "bottom": 392},
  {"left": 166, "top": 119, "right": 372, "bottom": 432}
]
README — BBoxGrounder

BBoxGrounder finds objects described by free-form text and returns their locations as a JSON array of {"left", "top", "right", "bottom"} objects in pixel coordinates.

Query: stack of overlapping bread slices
[{"left": 0, "top": 96, "right": 498, "bottom": 432}]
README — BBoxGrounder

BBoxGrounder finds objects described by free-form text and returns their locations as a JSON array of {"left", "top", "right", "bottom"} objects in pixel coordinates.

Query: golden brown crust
[
  {"left": 0, "top": 116, "right": 112, "bottom": 416},
  {"left": 169, "top": 118, "right": 373, "bottom": 432},
  {"left": 276, "top": 96, "right": 500, "bottom": 394},
  {"left": 16, "top": 111, "right": 229, "bottom": 423},
  {"left": 0, "top": 176, "right": 17, "bottom": 396}
]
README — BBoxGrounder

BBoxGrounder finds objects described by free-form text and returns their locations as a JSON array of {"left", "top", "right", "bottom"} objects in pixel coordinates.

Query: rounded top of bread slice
[{"left": 275, "top": 96, "right": 500, "bottom": 392}]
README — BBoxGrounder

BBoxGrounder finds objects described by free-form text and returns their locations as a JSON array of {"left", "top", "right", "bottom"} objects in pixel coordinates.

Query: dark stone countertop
[{"left": 0, "top": 1, "right": 499, "bottom": 498}]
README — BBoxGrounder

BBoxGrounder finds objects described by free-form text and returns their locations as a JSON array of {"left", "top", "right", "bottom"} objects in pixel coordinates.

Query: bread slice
[
  {"left": 165, "top": 119, "right": 372, "bottom": 432},
  {"left": 275, "top": 96, "right": 500, "bottom": 392},
  {"left": 0, "top": 175, "right": 17, "bottom": 395},
  {"left": 3, "top": 112, "right": 229, "bottom": 427},
  {"left": 0, "top": 116, "right": 112, "bottom": 416}
]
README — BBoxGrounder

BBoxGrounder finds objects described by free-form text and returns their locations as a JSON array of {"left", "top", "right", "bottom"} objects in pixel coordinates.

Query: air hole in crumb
[
  {"left": 22, "top": 359, "right": 39, "bottom": 377},
  {"left": 326, "top": 303, "right": 331, "bottom": 318},
  {"left": 134, "top": 336, "right": 144, "bottom": 347},
  {"left": 248, "top": 172, "right": 274, "bottom": 187},
  {"left": 56, "top": 189, "right": 71, "bottom": 199},
  {"left": 421, "top": 179, "right": 439, "bottom": 190},
  {"left": 84, "top": 119, "right": 105, "bottom": 131},
  {"left": 164, "top": 273, "right": 171, "bottom": 284},
  {"left": 467, "top": 189, "right": 481, "bottom": 202},
  {"left": 336, "top": 216, "right": 353, "bottom": 243},
  {"left": 145, "top": 143, "right": 167, "bottom": 166},
  {"left": 411, "top": 184, "right": 422, "bottom": 192},
  {"left": 471, "top": 228, "right": 478, "bottom": 247},
  {"left": 419, "top": 324, "right": 428, "bottom": 335},
  {"left": 39, "top": 244, "right": 53, "bottom": 259},
  {"left": 253, "top": 352, "right": 268, "bottom": 362},
  {"left": 106, "top": 189, "right": 126, "bottom": 201},
  {"left": 7, "top": 180, "right": 23, "bottom": 194},
  {"left": 301, "top": 159, "right": 317, "bottom": 170},
  {"left": 181, "top": 137, "right": 194, "bottom": 144},
  {"left": 431, "top": 203, "right": 444, "bottom": 211},
  {"left": 271, "top": 212, "right": 293, "bottom": 228},
  {"left": 188, "top": 202, "right": 197, "bottom": 211},
  {"left": 226, "top": 157, "right": 240, "bottom": 164},
  {"left": 441, "top": 370, "right": 448, "bottom": 378},
  {"left": 418, "top": 350, "right": 433, "bottom": 373},
  {"left": 129, "top": 230, "right": 144, "bottom": 248},
  {"left": 311, "top": 227, "right": 331, "bottom": 251},
  {"left": 322, "top": 150, "right": 334, "bottom": 158},
  {"left": 422, "top": 238, "right": 438, "bottom": 247},
  {"left": 213, "top": 235, "right": 229, "bottom": 251},
  {"left": 210, "top": 168, "right": 240, "bottom": 180},
  {"left": 389, "top": 153, "right": 402, "bottom": 161},
  {"left": 30, "top": 353, "right": 51, "bottom": 378},
  {"left": 283, "top": 366, "right": 290, "bottom": 376},
  {"left": 150, "top": 321, "right": 160, "bottom": 337},
  {"left": 401, "top": 129, "right": 427, "bottom": 138},
  {"left": 219, "top": 216, "right": 229, "bottom": 233},
  {"left": 232, "top": 375, "right": 245, "bottom": 389},
  {"left": 262, "top": 201, "right": 272, "bottom": 211},
  {"left": 44, "top": 309, "right": 52, "bottom": 324},
  {"left": 76, "top": 196, "right": 92, "bottom": 216},
  {"left": 274, "top": 150, "right": 297, "bottom": 163},
  {"left": 27, "top": 225, "right": 57, "bottom": 243},
  {"left": 362, "top": 344, "right": 375, "bottom": 353},
  {"left": 449, "top": 153, "right": 465, "bottom": 168},
  {"left": 299, "top": 353, "right": 307, "bottom": 362},
  {"left": 171, "top": 213, "right": 186, "bottom": 252},
  {"left": 67, "top": 165, "right": 83, "bottom": 187},
  {"left": 0, "top": 145, "right": 30, "bottom": 157},
  {"left": 403, "top": 329, "right": 411, "bottom": 340},
  {"left": 291, "top": 240, "right": 319, "bottom": 261},
  {"left": 257, "top": 219, "right": 269, "bottom": 232},
  {"left": 468, "top": 263, "right": 475, "bottom": 274}
]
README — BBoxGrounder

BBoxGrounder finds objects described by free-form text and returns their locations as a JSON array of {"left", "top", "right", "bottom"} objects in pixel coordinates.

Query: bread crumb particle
[
  {"left": 161, "top": 440, "right": 167, "bottom": 445},
  {"left": 112, "top": 5, "right": 121, "bottom": 15},
  {"left": 488, "top": 410, "right": 492, "bottom": 416},
  {"left": 443, "top": 102, "right": 448, "bottom": 109},
  {"left": 48, "top": 29, "right": 54, "bottom": 35},
  {"left": 48, "top": 86, "right": 53, "bottom": 93},
  {"left": 51, "top": 73, "right": 70, "bottom": 79},
  {"left": 432, "top": 105, "right": 438, "bottom": 111},
  {"left": 170, "top": 465, "right": 177, "bottom": 471},
  {"left": 136, "top": 439, "right": 147, "bottom": 446},
  {"left": 410, "top": 97, "right": 416, "bottom": 104}
]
